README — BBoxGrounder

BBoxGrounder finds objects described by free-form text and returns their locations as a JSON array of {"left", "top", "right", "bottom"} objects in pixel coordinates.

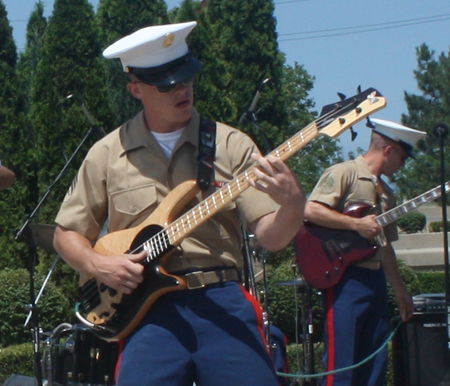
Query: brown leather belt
[
  {"left": 182, "top": 269, "right": 240, "bottom": 290},
  {"left": 355, "top": 260, "right": 382, "bottom": 270}
]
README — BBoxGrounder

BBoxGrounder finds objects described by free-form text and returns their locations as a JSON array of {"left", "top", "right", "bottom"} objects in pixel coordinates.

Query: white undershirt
[{"left": 151, "top": 127, "right": 185, "bottom": 158}]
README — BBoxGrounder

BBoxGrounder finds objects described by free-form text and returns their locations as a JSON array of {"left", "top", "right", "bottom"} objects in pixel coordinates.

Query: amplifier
[
  {"left": 393, "top": 294, "right": 450, "bottom": 386},
  {"left": 413, "top": 293, "right": 447, "bottom": 314}
]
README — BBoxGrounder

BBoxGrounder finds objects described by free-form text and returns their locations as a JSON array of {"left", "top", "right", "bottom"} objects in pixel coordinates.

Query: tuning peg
[
  {"left": 337, "top": 92, "right": 346, "bottom": 101},
  {"left": 366, "top": 117, "right": 375, "bottom": 129},
  {"left": 357, "top": 85, "right": 362, "bottom": 94},
  {"left": 350, "top": 127, "right": 358, "bottom": 141}
]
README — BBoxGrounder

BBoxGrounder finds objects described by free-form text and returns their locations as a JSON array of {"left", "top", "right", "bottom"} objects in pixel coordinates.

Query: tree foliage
[
  {"left": 0, "top": 0, "right": 334, "bottom": 350},
  {"left": 96, "top": 0, "right": 169, "bottom": 126},
  {"left": 29, "top": 0, "right": 113, "bottom": 226},
  {"left": 396, "top": 44, "right": 450, "bottom": 200}
]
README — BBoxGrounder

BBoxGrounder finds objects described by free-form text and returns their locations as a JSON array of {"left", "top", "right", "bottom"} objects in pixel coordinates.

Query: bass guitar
[
  {"left": 76, "top": 88, "right": 386, "bottom": 341},
  {"left": 295, "top": 181, "right": 450, "bottom": 290}
]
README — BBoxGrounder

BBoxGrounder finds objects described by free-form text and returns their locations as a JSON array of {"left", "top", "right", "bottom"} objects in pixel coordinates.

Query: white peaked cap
[
  {"left": 371, "top": 118, "right": 426, "bottom": 158},
  {"left": 103, "top": 21, "right": 197, "bottom": 71}
]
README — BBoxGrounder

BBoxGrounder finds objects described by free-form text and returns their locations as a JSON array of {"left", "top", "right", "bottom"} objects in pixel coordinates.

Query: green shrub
[
  {"left": 415, "top": 270, "right": 446, "bottom": 293},
  {"left": 428, "top": 220, "right": 450, "bottom": 232},
  {"left": 397, "top": 211, "right": 426, "bottom": 233},
  {"left": 0, "top": 269, "right": 75, "bottom": 348},
  {"left": 263, "top": 258, "right": 323, "bottom": 344},
  {"left": 0, "top": 343, "right": 34, "bottom": 385}
]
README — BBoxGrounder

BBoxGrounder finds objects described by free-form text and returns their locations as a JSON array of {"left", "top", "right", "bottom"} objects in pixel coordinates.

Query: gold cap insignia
[{"left": 163, "top": 33, "right": 175, "bottom": 48}]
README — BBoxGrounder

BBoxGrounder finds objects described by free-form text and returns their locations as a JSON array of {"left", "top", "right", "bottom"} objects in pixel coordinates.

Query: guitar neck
[
  {"left": 166, "top": 122, "right": 321, "bottom": 246},
  {"left": 376, "top": 182, "right": 450, "bottom": 227},
  {"left": 145, "top": 87, "right": 386, "bottom": 251}
]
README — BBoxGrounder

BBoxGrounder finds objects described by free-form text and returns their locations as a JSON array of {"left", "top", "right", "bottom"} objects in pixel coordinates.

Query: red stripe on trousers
[
  {"left": 115, "top": 339, "right": 124, "bottom": 384},
  {"left": 325, "top": 289, "right": 335, "bottom": 386}
]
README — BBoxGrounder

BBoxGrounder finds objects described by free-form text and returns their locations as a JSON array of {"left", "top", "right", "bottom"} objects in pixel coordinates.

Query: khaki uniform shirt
[
  {"left": 55, "top": 109, "right": 277, "bottom": 272},
  {"left": 308, "top": 155, "right": 398, "bottom": 262}
]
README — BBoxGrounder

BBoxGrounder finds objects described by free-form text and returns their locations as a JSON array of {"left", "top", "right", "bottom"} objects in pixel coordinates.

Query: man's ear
[
  {"left": 384, "top": 144, "right": 394, "bottom": 156},
  {"left": 127, "top": 81, "right": 143, "bottom": 100}
]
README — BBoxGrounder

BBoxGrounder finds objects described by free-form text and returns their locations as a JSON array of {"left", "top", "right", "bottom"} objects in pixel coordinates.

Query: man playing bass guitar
[
  {"left": 53, "top": 21, "right": 305, "bottom": 386},
  {"left": 303, "top": 118, "right": 425, "bottom": 386}
]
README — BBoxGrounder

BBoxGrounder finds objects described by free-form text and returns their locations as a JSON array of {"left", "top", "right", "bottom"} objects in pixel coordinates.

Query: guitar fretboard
[
  {"left": 139, "top": 89, "right": 386, "bottom": 262},
  {"left": 168, "top": 123, "right": 319, "bottom": 241},
  {"left": 376, "top": 182, "right": 450, "bottom": 227}
]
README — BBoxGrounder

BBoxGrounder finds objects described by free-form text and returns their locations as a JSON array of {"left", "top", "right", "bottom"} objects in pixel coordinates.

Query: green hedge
[
  {"left": 429, "top": 220, "right": 450, "bottom": 232},
  {"left": 0, "top": 269, "right": 75, "bottom": 348},
  {"left": 0, "top": 343, "right": 35, "bottom": 385},
  {"left": 397, "top": 211, "right": 426, "bottom": 233}
]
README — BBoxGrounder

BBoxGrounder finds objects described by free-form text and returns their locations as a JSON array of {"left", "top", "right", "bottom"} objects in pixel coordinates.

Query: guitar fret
[
  {"left": 227, "top": 184, "right": 234, "bottom": 199},
  {"left": 143, "top": 241, "right": 151, "bottom": 260},
  {"left": 299, "top": 131, "right": 305, "bottom": 143},
  {"left": 198, "top": 205, "right": 205, "bottom": 219},
  {"left": 236, "top": 178, "right": 242, "bottom": 192},
  {"left": 185, "top": 214, "right": 193, "bottom": 229},
  {"left": 287, "top": 140, "right": 293, "bottom": 153},
  {"left": 149, "top": 238, "right": 157, "bottom": 257},
  {"left": 157, "top": 233, "right": 165, "bottom": 252}
]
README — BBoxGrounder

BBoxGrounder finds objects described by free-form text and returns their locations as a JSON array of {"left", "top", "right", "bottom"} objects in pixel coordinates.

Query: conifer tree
[
  {"left": 29, "top": 0, "right": 113, "bottom": 226},
  {"left": 282, "top": 62, "right": 343, "bottom": 193},
  {"left": 395, "top": 44, "right": 450, "bottom": 200},
  {"left": 170, "top": 0, "right": 236, "bottom": 123},
  {"left": 96, "top": 0, "right": 169, "bottom": 125},
  {"left": 0, "top": 0, "right": 26, "bottom": 270},
  {"left": 201, "top": 0, "right": 288, "bottom": 150}
]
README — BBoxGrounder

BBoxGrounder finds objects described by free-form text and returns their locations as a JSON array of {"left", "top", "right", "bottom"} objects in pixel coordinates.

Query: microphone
[
  {"left": 239, "top": 78, "right": 271, "bottom": 125},
  {"left": 66, "top": 94, "right": 106, "bottom": 138},
  {"left": 434, "top": 123, "right": 449, "bottom": 138}
]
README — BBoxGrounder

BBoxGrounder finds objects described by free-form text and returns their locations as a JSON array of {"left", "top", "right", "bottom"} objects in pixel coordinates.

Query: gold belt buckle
[{"left": 185, "top": 271, "right": 206, "bottom": 289}]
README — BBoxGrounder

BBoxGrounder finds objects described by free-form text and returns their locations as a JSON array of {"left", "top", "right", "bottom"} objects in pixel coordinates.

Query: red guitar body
[{"left": 294, "top": 203, "right": 378, "bottom": 290}]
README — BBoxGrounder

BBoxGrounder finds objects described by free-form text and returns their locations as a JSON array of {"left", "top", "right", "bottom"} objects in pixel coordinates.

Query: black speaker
[{"left": 392, "top": 312, "right": 450, "bottom": 386}]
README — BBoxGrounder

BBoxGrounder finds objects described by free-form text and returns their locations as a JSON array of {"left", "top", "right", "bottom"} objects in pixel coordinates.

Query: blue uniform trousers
[
  {"left": 116, "top": 281, "right": 280, "bottom": 386},
  {"left": 321, "top": 266, "right": 389, "bottom": 386}
]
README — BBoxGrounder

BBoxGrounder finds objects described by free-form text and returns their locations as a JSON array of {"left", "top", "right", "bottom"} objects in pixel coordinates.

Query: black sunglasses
[
  {"left": 155, "top": 77, "right": 195, "bottom": 93},
  {"left": 133, "top": 77, "right": 195, "bottom": 93}
]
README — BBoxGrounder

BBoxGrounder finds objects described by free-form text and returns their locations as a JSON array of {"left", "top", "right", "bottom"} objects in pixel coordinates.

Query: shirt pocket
[{"left": 109, "top": 184, "right": 158, "bottom": 230}]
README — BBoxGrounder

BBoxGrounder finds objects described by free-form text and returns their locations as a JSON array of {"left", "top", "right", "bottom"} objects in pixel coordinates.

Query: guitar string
[
  {"left": 377, "top": 185, "right": 446, "bottom": 226},
  {"left": 83, "top": 93, "right": 377, "bottom": 311},
  {"left": 133, "top": 121, "right": 320, "bottom": 261},
  {"left": 131, "top": 94, "right": 373, "bottom": 260}
]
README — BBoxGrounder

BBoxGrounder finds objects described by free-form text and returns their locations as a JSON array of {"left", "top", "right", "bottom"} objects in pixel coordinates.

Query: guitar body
[
  {"left": 77, "top": 180, "right": 200, "bottom": 341},
  {"left": 294, "top": 203, "right": 378, "bottom": 290}
]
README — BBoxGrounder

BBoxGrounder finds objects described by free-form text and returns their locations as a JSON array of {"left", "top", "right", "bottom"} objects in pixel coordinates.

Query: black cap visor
[{"left": 128, "top": 53, "right": 201, "bottom": 86}]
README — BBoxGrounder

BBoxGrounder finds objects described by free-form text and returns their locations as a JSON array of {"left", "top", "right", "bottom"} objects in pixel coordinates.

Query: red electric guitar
[{"left": 295, "top": 181, "right": 450, "bottom": 290}]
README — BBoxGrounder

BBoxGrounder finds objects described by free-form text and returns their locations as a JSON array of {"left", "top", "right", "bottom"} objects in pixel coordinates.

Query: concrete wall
[{"left": 393, "top": 206, "right": 450, "bottom": 270}]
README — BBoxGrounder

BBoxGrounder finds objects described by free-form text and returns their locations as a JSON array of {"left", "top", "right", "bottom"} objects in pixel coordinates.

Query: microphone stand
[
  {"left": 15, "top": 107, "right": 102, "bottom": 386},
  {"left": 240, "top": 78, "right": 274, "bottom": 349},
  {"left": 433, "top": 123, "right": 450, "bottom": 351},
  {"left": 241, "top": 79, "right": 317, "bottom": 385}
]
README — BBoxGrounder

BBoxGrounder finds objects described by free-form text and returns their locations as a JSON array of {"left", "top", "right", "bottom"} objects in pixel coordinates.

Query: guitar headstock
[{"left": 318, "top": 88, "right": 386, "bottom": 138}]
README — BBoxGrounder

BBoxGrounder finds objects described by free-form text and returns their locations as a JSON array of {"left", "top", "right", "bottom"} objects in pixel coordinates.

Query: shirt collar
[{"left": 119, "top": 108, "right": 200, "bottom": 155}]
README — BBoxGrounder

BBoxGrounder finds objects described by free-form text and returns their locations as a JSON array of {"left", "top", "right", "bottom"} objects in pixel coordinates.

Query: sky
[{"left": 3, "top": 0, "right": 450, "bottom": 155}]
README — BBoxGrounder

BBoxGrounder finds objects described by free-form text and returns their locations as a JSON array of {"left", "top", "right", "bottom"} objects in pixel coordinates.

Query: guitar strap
[{"left": 197, "top": 117, "right": 217, "bottom": 191}]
